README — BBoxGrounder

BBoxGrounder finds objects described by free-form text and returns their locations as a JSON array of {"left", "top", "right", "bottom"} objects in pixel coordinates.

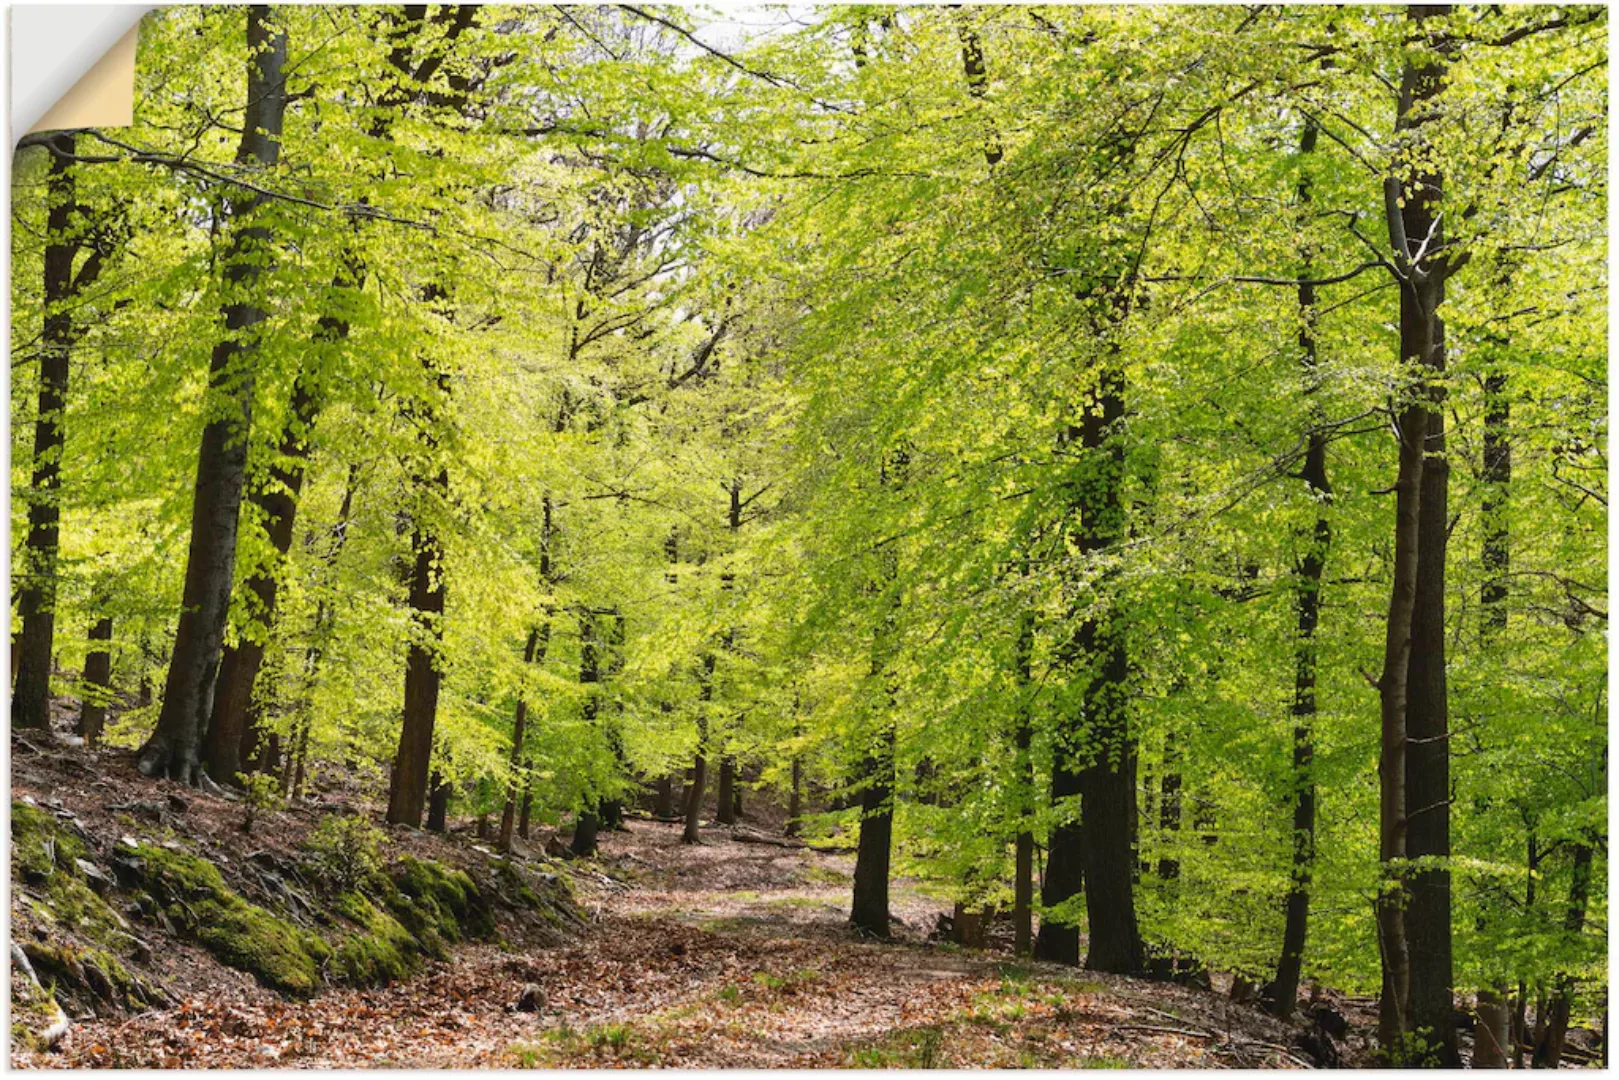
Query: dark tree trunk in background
[
  {"left": 682, "top": 653, "right": 715, "bottom": 844},
  {"left": 1012, "top": 598, "right": 1036, "bottom": 958},
  {"left": 425, "top": 771, "right": 449, "bottom": 833},
  {"left": 518, "top": 760, "right": 534, "bottom": 840},
  {"left": 655, "top": 776, "right": 676, "bottom": 820},
  {"left": 572, "top": 609, "right": 602, "bottom": 858},
  {"left": 76, "top": 615, "right": 114, "bottom": 745},
  {"left": 139, "top": 8, "right": 287, "bottom": 782},
  {"left": 1472, "top": 345, "right": 1512, "bottom": 1069},
  {"left": 386, "top": 459, "right": 449, "bottom": 826},
  {"left": 716, "top": 757, "right": 737, "bottom": 826},
  {"left": 786, "top": 754, "right": 804, "bottom": 837},
  {"left": 850, "top": 726, "right": 895, "bottom": 938},
  {"left": 1268, "top": 115, "right": 1329, "bottom": 1023},
  {"left": 15, "top": 134, "right": 107, "bottom": 732},
  {"left": 1534, "top": 839, "right": 1595, "bottom": 1069},
  {"left": 499, "top": 625, "right": 544, "bottom": 852}
]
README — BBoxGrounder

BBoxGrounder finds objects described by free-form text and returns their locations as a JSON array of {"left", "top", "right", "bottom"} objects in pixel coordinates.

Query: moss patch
[
  {"left": 11, "top": 802, "right": 86, "bottom": 883},
  {"left": 388, "top": 855, "right": 495, "bottom": 946},
  {"left": 332, "top": 892, "right": 422, "bottom": 986},
  {"left": 134, "top": 843, "right": 328, "bottom": 997}
]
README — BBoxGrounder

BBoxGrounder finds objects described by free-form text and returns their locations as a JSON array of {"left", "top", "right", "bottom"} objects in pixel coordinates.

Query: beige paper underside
[{"left": 28, "top": 22, "right": 137, "bottom": 136}]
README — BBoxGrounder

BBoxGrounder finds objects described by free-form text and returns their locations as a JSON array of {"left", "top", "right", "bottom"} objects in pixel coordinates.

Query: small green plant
[
  {"left": 305, "top": 813, "right": 386, "bottom": 892},
  {"left": 238, "top": 773, "right": 281, "bottom": 835},
  {"left": 717, "top": 983, "right": 742, "bottom": 1004}
]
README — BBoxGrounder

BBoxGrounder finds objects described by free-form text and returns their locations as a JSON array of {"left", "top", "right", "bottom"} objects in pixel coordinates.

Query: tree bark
[
  {"left": 76, "top": 615, "right": 114, "bottom": 746},
  {"left": 203, "top": 368, "right": 318, "bottom": 784},
  {"left": 425, "top": 770, "right": 450, "bottom": 833},
  {"left": 1076, "top": 365, "right": 1141, "bottom": 976},
  {"left": 139, "top": 8, "right": 288, "bottom": 782},
  {"left": 498, "top": 625, "right": 544, "bottom": 852},
  {"left": 1012, "top": 600, "right": 1035, "bottom": 958},
  {"left": 1377, "top": 6, "right": 1453, "bottom": 1055},
  {"left": 1268, "top": 115, "right": 1329, "bottom": 1022},
  {"left": 572, "top": 609, "right": 603, "bottom": 857},
  {"left": 716, "top": 757, "right": 737, "bottom": 826},
  {"left": 518, "top": 760, "right": 534, "bottom": 840},
  {"left": 1533, "top": 840, "right": 1595, "bottom": 1069},
  {"left": 682, "top": 662, "right": 712, "bottom": 844},
  {"left": 386, "top": 453, "right": 449, "bottom": 826},
  {"left": 849, "top": 725, "right": 895, "bottom": 938},
  {"left": 14, "top": 134, "right": 108, "bottom": 732}
]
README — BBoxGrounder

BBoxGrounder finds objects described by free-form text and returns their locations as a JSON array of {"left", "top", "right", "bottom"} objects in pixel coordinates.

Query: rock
[
  {"left": 75, "top": 858, "right": 113, "bottom": 895},
  {"left": 515, "top": 983, "right": 545, "bottom": 1013}
]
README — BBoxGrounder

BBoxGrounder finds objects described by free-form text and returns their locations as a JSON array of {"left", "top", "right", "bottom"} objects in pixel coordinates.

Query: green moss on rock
[
  {"left": 134, "top": 843, "right": 328, "bottom": 997},
  {"left": 11, "top": 802, "right": 86, "bottom": 882},
  {"left": 332, "top": 892, "right": 421, "bottom": 986},
  {"left": 388, "top": 856, "right": 495, "bottom": 944}
]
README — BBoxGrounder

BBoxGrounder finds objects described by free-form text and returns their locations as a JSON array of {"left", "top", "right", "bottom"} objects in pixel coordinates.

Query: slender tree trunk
[
  {"left": 1472, "top": 354, "right": 1512, "bottom": 1069},
  {"left": 138, "top": 8, "right": 287, "bottom": 782},
  {"left": 425, "top": 770, "right": 449, "bottom": 833},
  {"left": 716, "top": 757, "right": 737, "bottom": 826},
  {"left": 571, "top": 610, "right": 602, "bottom": 857},
  {"left": 1035, "top": 757, "right": 1083, "bottom": 964},
  {"left": 682, "top": 665, "right": 712, "bottom": 845},
  {"left": 786, "top": 755, "right": 804, "bottom": 837},
  {"left": 1269, "top": 115, "right": 1329, "bottom": 1022},
  {"left": 1533, "top": 840, "right": 1594, "bottom": 1069},
  {"left": 15, "top": 134, "right": 108, "bottom": 732},
  {"left": 1012, "top": 600, "right": 1036, "bottom": 958},
  {"left": 76, "top": 615, "right": 114, "bottom": 745},
  {"left": 386, "top": 460, "right": 449, "bottom": 826},
  {"left": 498, "top": 625, "right": 544, "bottom": 852},
  {"left": 518, "top": 761, "right": 534, "bottom": 840}
]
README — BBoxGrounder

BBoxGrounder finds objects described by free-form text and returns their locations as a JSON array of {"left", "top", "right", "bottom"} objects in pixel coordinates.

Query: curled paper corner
[{"left": 13, "top": 6, "right": 150, "bottom": 143}]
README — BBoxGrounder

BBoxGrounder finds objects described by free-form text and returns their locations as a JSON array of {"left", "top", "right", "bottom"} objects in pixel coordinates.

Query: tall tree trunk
[
  {"left": 206, "top": 257, "right": 357, "bottom": 783},
  {"left": 498, "top": 625, "right": 544, "bottom": 852},
  {"left": 14, "top": 134, "right": 108, "bottom": 731},
  {"left": 1012, "top": 599, "right": 1036, "bottom": 958},
  {"left": 1472, "top": 347, "right": 1512, "bottom": 1069},
  {"left": 138, "top": 8, "right": 287, "bottom": 782},
  {"left": 386, "top": 455, "right": 449, "bottom": 826},
  {"left": 1269, "top": 115, "right": 1330, "bottom": 1022},
  {"left": 76, "top": 615, "right": 114, "bottom": 745},
  {"left": 203, "top": 370, "right": 317, "bottom": 784},
  {"left": 1377, "top": 6, "right": 1454, "bottom": 1055},
  {"left": 850, "top": 455, "right": 903, "bottom": 939},
  {"left": 655, "top": 775, "right": 676, "bottom": 820},
  {"left": 1076, "top": 364, "right": 1141, "bottom": 976}
]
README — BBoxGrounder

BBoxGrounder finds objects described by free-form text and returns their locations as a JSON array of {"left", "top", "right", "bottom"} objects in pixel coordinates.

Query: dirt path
[{"left": 33, "top": 818, "right": 1311, "bottom": 1069}]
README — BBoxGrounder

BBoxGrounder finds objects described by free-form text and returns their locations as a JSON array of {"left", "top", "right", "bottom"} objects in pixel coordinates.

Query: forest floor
[{"left": 14, "top": 763, "right": 1319, "bottom": 1069}]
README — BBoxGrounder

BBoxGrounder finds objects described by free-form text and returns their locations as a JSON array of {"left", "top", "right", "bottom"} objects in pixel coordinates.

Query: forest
[{"left": 8, "top": 3, "right": 1608, "bottom": 1069}]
